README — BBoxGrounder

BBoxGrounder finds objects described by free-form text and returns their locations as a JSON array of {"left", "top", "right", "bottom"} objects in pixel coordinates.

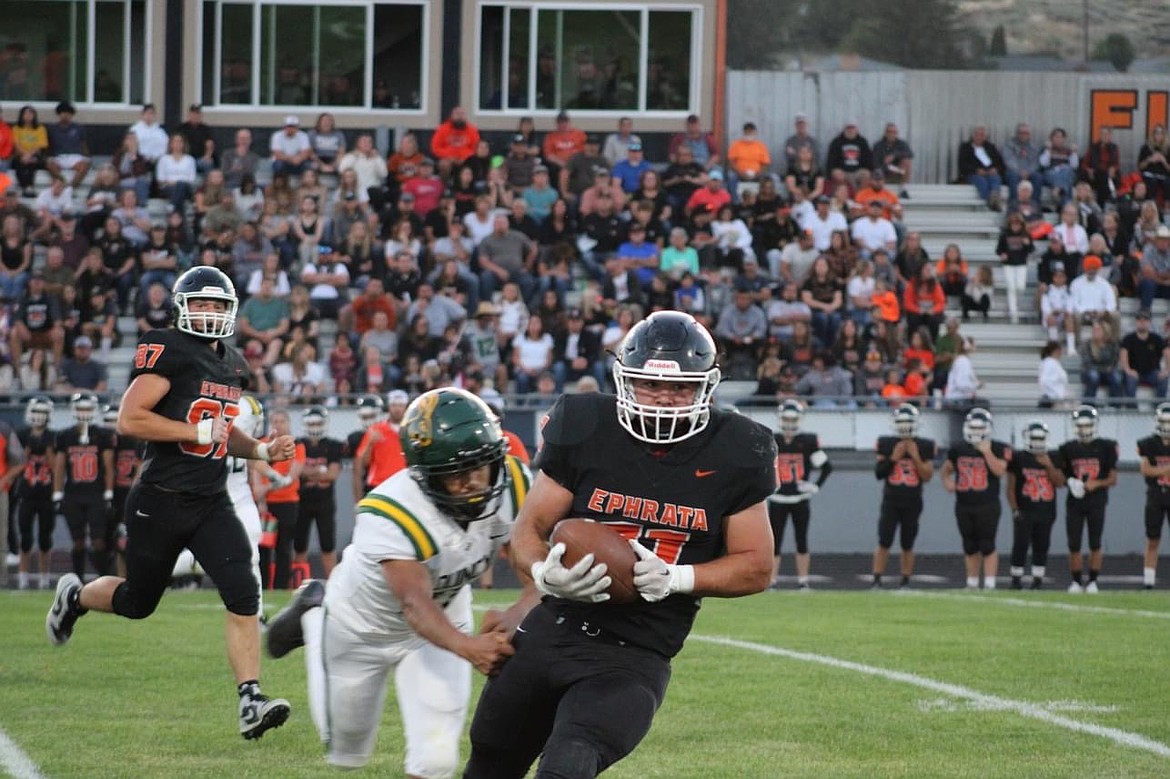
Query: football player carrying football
[
  {"left": 265, "top": 388, "right": 528, "bottom": 775},
  {"left": 462, "top": 310, "right": 777, "bottom": 778},
  {"left": 45, "top": 267, "right": 295, "bottom": 740}
]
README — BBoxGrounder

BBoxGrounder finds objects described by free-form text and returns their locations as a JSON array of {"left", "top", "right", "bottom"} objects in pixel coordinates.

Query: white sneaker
[
  {"left": 46, "top": 573, "right": 85, "bottom": 646},
  {"left": 1067, "top": 581, "right": 1084, "bottom": 594},
  {"left": 239, "top": 693, "right": 290, "bottom": 740},
  {"left": 1085, "top": 581, "right": 1099, "bottom": 594}
]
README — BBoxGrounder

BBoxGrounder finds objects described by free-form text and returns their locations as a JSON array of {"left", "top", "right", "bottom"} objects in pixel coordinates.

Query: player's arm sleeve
[
  {"left": 531, "top": 396, "right": 581, "bottom": 491},
  {"left": 354, "top": 494, "right": 439, "bottom": 561},
  {"left": 874, "top": 440, "right": 893, "bottom": 480},
  {"left": 813, "top": 440, "right": 832, "bottom": 487},
  {"left": 728, "top": 424, "right": 779, "bottom": 514}
]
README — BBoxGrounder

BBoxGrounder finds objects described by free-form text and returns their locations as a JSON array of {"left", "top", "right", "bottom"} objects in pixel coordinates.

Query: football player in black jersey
[
  {"left": 1058, "top": 405, "right": 1118, "bottom": 593},
  {"left": 104, "top": 404, "right": 141, "bottom": 578},
  {"left": 768, "top": 399, "right": 832, "bottom": 590},
  {"left": 1006, "top": 422, "right": 1065, "bottom": 590},
  {"left": 17, "top": 397, "right": 56, "bottom": 590},
  {"left": 295, "top": 405, "right": 343, "bottom": 578},
  {"left": 346, "top": 393, "right": 385, "bottom": 505},
  {"left": 871, "top": 403, "right": 936, "bottom": 589},
  {"left": 52, "top": 393, "right": 116, "bottom": 577},
  {"left": 45, "top": 267, "right": 297, "bottom": 741},
  {"left": 941, "top": 408, "right": 1011, "bottom": 590},
  {"left": 463, "top": 310, "right": 777, "bottom": 778},
  {"left": 1139, "top": 403, "right": 1170, "bottom": 589}
]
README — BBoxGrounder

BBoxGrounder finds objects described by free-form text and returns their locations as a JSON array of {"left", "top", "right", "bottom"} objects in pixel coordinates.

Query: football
[{"left": 550, "top": 518, "right": 639, "bottom": 604}]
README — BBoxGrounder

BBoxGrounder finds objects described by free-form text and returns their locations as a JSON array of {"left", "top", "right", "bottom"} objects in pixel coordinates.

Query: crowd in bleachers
[{"left": 0, "top": 101, "right": 1169, "bottom": 407}]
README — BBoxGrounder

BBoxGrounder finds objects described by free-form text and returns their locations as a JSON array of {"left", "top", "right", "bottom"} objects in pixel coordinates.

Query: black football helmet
[
  {"left": 302, "top": 405, "right": 328, "bottom": 439},
  {"left": 355, "top": 394, "right": 385, "bottom": 429},
  {"left": 70, "top": 392, "right": 99, "bottom": 426},
  {"left": 962, "top": 407, "right": 993, "bottom": 445},
  {"left": 612, "top": 311, "right": 721, "bottom": 444},
  {"left": 1023, "top": 421, "right": 1049, "bottom": 454},
  {"left": 1157, "top": 402, "right": 1170, "bottom": 439},
  {"left": 778, "top": 399, "right": 804, "bottom": 437},
  {"left": 24, "top": 396, "right": 53, "bottom": 428},
  {"left": 172, "top": 266, "right": 238, "bottom": 339},
  {"left": 1071, "top": 404, "right": 1098, "bottom": 443},
  {"left": 892, "top": 403, "right": 919, "bottom": 438},
  {"left": 399, "top": 388, "right": 508, "bottom": 521}
]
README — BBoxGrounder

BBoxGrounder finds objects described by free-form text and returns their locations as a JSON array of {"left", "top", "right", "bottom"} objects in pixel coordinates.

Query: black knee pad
[
  {"left": 112, "top": 581, "right": 162, "bottom": 620},
  {"left": 536, "top": 738, "right": 603, "bottom": 779}
]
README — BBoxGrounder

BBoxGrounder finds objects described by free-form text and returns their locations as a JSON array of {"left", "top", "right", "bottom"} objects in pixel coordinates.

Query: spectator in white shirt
[
  {"left": 1037, "top": 340, "right": 1069, "bottom": 408},
  {"left": 155, "top": 134, "right": 197, "bottom": 213},
  {"left": 775, "top": 229, "right": 818, "bottom": 285},
  {"left": 945, "top": 337, "right": 982, "bottom": 403},
  {"left": 1069, "top": 254, "right": 1118, "bottom": 328},
  {"left": 129, "top": 104, "right": 169, "bottom": 163},
  {"left": 846, "top": 259, "right": 877, "bottom": 324},
  {"left": 337, "top": 134, "right": 389, "bottom": 207},
  {"left": 269, "top": 116, "right": 313, "bottom": 177},
  {"left": 850, "top": 200, "right": 898, "bottom": 259},
  {"left": 801, "top": 195, "right": 847, "bottom": 252},
  {"left": 1053, "top": 203, "right": 1090, "bottom": 256},
  {"left": 1040, "top": 264, "right": 1076, "bottom": 354},
  {"left": 300, "top": 245, "right": 351, "bottom": 319}
]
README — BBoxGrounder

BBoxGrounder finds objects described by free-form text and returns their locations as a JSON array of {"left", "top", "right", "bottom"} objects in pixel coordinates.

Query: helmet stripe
[
  {"left": 357, "top": 495, "right": 437, "bottom": 559},
  {"left": 506, "top": 456, "right": 528, "bottom": 511}
]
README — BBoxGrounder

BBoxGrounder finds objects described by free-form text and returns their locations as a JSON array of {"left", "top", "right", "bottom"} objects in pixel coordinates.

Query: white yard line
[
  {"left": 690, "top": 634, "right": 1170, "bottom": 759},
  {"left": 0, "top": 726, "right": 47, "bottom": 779},
  {"left": 896, "top": 589, "right": 1170, "bottom": 620}
]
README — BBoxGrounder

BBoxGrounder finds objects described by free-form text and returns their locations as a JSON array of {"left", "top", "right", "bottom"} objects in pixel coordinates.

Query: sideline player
[
  {"left": 45, "top": 266, "right": 295, "bottom": 740},
  {"left": 104, "top": 404, "right": 142, "bottom": 578},
  {"left": 767, "top": 399, "right": 831, "bottom": 590},
  {"left": 346, "top": 393, "right": 385, "bottom": 505},
  {"left": 16, "top": 397, "right": 54, "bottom": 590},
  {"left": 1139, "top": 403, "right": 1170, "bottom": 589},
  {"left": 871, "top": 403, "right": 935, "bottom": 589},
  {"left": 941, "top": 408, "right": 1011, "bottom": 590},
  {"left": 53, "top": 393, "right": 115, "bottom": 577},
  {"left": 1006, "top": 421, "right": 1065, "bottom": 590},
  {"left": 265, "top": 388, "right": 530, "bottom": 774},
  {"left": 295, "top": 405, "right": 343, "bottom": 578},
  {"left": 258, "top": 409, "right": 306, "bottom": 589},
  {"left": 355, "top": 389, "right": 410, "bottom": 495},
  {"left": 463, "top": 310, "right": 777, "bottom": 777},
  {"left": 1058, "top": 404, "right": 1117, "bottom": 593}
]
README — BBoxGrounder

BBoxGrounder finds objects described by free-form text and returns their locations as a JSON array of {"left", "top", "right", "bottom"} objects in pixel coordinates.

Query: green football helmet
[{"left": 399, "top": 387, "right": 508, "bottom": 521}]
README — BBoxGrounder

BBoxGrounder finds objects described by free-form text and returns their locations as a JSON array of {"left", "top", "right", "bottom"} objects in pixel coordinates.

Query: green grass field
[{"left": 3, "top": 588, "right": 1170, "bottom": 778}]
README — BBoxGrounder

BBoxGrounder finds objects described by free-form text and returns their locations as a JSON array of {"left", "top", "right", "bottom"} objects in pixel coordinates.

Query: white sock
[
  {"left": 39, "top": 572, "right": 50, "bottom": 588},
  {"left": 1066, "top": 334, "right": 1076, "bottom": 352},
  {"left": 966, "top": 576, "right": 980, "bottom": 588},
  {"left": 1010, "top": 566, "right": 1024, "bottom": 577},
  {"left": 1047, "top": 326, "right": 1059, "bottom": 341},
  {"left": 984, "top": 577, "right": 997, "bottom": 590},
  {"left": 797, "top": 576, "right": 809, "bottom": 585},
  {"left": 18, "top": 571, "right": 28, "bottom": 589},
  {"left": 302, "top": 607, "right": 330, "bottom": 745},
  {"left": 1145, "top": 567, "right": 1157, "bottom": 586},
  {"left": 1032, "top": 565, "right": 1046, "bottom": 579}
]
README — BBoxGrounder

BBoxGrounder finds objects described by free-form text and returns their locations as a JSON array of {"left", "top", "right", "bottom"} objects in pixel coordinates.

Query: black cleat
[
  {"left": 1011, "top": 576, "right": 1023, "bottom": 590},
  {"left": 265, "top": 579, "right": 325, "bottom": 658},
  {"left": 46, "top": 573, "right": 86, "bottom": 646},
  {"left": 1031, "top": 577, "right": 1044, "bottom": 590},
  {"left": 239, "top": 694, "right": 291, "bottom": 740}
]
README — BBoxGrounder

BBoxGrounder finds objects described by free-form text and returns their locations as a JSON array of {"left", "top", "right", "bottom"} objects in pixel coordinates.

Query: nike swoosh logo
[
  {"left": 515, "top": 626, "right": 527, "bottom": 633},
  {"left": 695, "top": 469, "right": 717, "bottom": 478},
  {"left": 135, "top": 510, "right": 150, "bottom": 517}
]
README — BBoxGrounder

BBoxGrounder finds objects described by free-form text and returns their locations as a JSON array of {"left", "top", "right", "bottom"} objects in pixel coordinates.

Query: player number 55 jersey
[{"left": 323, "top": 455, "right": 530, "bottom": 643}]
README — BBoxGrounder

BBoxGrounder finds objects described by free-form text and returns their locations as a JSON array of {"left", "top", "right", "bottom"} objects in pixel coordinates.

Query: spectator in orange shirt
[
  {"left": 339, "top": 277, "right": 397, "bottom": 345},
  {"left": 871, "top": 278, "right": 901, "bottom": 325},
  {"left": 903, "top": 327, "right": 936, "bottom": 373},
  {"left": 903, "top": 263, "right": 946, "bottom": 341},
  {"left": 257, "top": 409, "right": 307, "bottom": 590},
  {"left": 853, "top": 170, "right": 903, "bottom": 221},
  {"left": 902, "top": 358, "right": 929, "bottom": 402},
  {"left": 936, "top": 243, "right": 970, "bottom": 299},
  {"left": 726, "top": 121, "right": 774, "bottom": 203},
  {"left": 880, "top": 368, "right": 908, "bottom": 402},
  {"left": 684, "top": 169, "right": 732, "bottom": 218},
  {"left": 356, "top": 389, "right": 410, "bottom": 491},
  {"left": 543, "top": 110, "right": 586, "bottom": 188},
  {"left": 387, "top": 132, "right": 425, "bottom": 188},
  {"left": 430, "top": 106, "right": 480, "bottom": 178}
]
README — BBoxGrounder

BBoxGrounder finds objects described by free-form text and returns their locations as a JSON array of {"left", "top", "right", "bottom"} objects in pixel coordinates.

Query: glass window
[
  {"left": 0, "top": 1, "right": 89, "bottom": 103},
  {"left": 481, "top": 4, "right": 697, "bottom": 114},
  {"left": 94, "top": 2, "right": 126, "bottom": 103},
  {"left": 219, "top": 4, "right": 254, "bottom": 105},
  {"left": 128, "top": 0, "right": 147, "bottom": 104},
  {"left": 372, "top": 4, "right": 424, "bottom": 109},
  {"left": 647, "top": 11, "right": 692, "bottom": 111}
]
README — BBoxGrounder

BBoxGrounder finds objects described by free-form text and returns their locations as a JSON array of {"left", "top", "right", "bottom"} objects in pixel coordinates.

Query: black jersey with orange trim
[
  {"left": 111, "top": 431, "right": 143, "bottom": 490},
  {"left": 875, "top": 436, "right": 937, "bottom": 503},
  {"left": 298, "top": 436, "right": 344, "bottom": 498},
  {"left": 17, "top": 427, "right": 55, "bottom": 499},
  {"left": 1008, "top": 449, "right": 1062, "bottom": 514},
  {"left": 772, "top": 432, "right": 819, "bottom": 496},
  {"left": 946, "top": 440, "right": 1011, "bottom": 507},
  {"left": 535, "top": 392, "right": 777, "bottom": 658},
  {"left": 345, "top": 429, "right": 366, "bottom": 460},
  {"left": 56, "top": 426, "right": 115, "bottom": 495},
  {"left": 1058, "top": 438, "right": 1118, "bottom": 504},
  {"left": 1137, "top": 435, "right": 1170, "bottom": 498},
  {"left": 129, "top": 328, "right": 250, "bottom": 494}
]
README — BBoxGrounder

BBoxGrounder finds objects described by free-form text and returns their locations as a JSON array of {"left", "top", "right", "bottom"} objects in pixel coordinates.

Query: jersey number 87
[{"left": 179, "top": 399, "right": 240, "bottom": 459}]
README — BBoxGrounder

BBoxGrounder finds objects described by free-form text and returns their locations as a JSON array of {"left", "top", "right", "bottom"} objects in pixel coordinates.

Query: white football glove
[
  {"left": 630, "top": 540, "right": 695, "bottom": 603},
  {"left": 1067, "top": 477, "right": 1086, "bottom": 499},
  {"left": 796, "top": 480, "right": 820, "bottom": 495},
  {"left": 531, "top": 543, "right": 611, "bottom": 603},
  {"left": 810, "top": 450, "right": 828, "bottom": 468},
  {"left": 272, "top": 473, "right": 294, "bottom": 489}
]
